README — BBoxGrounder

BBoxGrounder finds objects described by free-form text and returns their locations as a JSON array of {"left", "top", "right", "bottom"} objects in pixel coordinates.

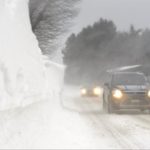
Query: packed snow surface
[{"left": 1, "top": 86, "right": 150, "bottom": 149}]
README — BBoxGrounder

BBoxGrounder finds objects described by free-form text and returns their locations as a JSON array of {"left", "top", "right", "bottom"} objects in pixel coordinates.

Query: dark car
[
  {"left": 80, "top": 85, "right": 102, "bottom": 97},
  {"left": 103, "top": 72, "right": 150, "bottom": 113}
]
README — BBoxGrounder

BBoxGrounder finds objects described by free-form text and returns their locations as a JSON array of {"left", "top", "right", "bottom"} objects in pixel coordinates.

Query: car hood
[{"left": 116, "top": 85, "right": 148, "bottom": 92}]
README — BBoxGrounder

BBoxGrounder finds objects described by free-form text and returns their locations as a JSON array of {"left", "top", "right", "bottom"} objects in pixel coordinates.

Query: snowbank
[
  {"left": 0, "top": 0, "right": 64, "bottom": 110},
  {"left": 44, "top": 58, "right": 65, "bottom": 96}
]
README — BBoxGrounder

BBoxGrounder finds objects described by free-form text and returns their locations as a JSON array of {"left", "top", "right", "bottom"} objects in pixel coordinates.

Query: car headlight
[
  {"left": 112, "top": 89, "right": 123, "bottom": 99},
  {"left": 93, "top": 87, "right": 101, "bottom": 96},
  {"left": 148, "top": 90, "right": 150, "bottom": 98},
  {"left": 81, "top": 89, "right": 87, "bottom": 95}
]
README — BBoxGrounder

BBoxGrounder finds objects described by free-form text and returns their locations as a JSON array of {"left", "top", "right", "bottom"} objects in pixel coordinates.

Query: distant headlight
[
  {"left": 148, "top": 90, "right": 150, "bottom": 98},
  {"left": 81, "top": 88, "right": 87, "bottom": 95},
  {"left": 112, "top": 89, "right": 123, "bottom": 99},
  {"left": 93, "top": 87, "right": 102, "bottom": 96}
]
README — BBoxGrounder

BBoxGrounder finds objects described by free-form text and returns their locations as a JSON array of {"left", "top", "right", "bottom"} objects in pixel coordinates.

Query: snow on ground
[
  {"left": 61, "top": 86, "right": 150, "bottom": 149},
  {"left": 0, "top": 89, "right": 100, "bottom": 149},
  {"left": 1, "top": 85, "right": 150, "bottom": 149},
  {"left": 0, "top": 85, "right": 113, "bottom": 149}
]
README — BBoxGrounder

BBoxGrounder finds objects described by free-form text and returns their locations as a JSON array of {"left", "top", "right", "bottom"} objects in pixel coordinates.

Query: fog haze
[{"left": 73, "top": 0, "right": 150, "bottom": 33}]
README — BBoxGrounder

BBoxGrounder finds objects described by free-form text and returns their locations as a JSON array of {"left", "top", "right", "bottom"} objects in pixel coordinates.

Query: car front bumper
[
  {"left": 118, "top": 104, "right": 150, "bottom": 109},
  {"left": 111, "top": 92, "right": 150, "bottom": 109}
]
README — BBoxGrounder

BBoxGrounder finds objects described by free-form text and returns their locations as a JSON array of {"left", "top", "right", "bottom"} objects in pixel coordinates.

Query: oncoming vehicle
[
  {"left": 103, "top": 72, "right": 150, "bottom": 113},
  {"left": 80, "top": 85, "right": 102, "bottom": 97}
]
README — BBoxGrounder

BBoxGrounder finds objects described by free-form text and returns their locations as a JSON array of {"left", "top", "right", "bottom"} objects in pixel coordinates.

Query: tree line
[{"left": 63, "top": 18, "right": 150, "bottom": 84}]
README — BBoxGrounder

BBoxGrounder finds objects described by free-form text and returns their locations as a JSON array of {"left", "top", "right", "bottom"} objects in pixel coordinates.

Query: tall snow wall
[{"left": 0, "top": 0, "right": 64, "bottom": 110}]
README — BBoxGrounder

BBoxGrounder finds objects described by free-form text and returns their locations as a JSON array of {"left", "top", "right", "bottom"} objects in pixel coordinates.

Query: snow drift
[{"left": 0, "top": 0, "right": 64, "bottom": 110}]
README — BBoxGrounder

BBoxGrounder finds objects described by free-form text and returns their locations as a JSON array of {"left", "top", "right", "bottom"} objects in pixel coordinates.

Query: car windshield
[{"left": 112, "top": 73, "right": 146, "bottom": 85}]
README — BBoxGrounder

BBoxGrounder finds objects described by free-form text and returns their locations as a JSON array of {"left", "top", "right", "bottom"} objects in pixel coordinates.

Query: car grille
[
  {"left": 124, "top": 91, "right": 146, "bottom": 99},
  {"left": 120, "top": 91, "right": 150, "bottom": 106}
]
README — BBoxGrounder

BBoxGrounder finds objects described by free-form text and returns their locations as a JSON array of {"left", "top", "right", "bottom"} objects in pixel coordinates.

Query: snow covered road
[
  {"left": 1, "top": 86, "right": 150, "bottom": 149},
  {"left": 61, "top": 86, "right": 150, "bottom": 149}
]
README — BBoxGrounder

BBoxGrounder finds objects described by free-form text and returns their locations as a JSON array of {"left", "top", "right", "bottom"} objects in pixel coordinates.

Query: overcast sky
[{"left": 72, "top": 0, "right": 150, "bottom": 34}]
